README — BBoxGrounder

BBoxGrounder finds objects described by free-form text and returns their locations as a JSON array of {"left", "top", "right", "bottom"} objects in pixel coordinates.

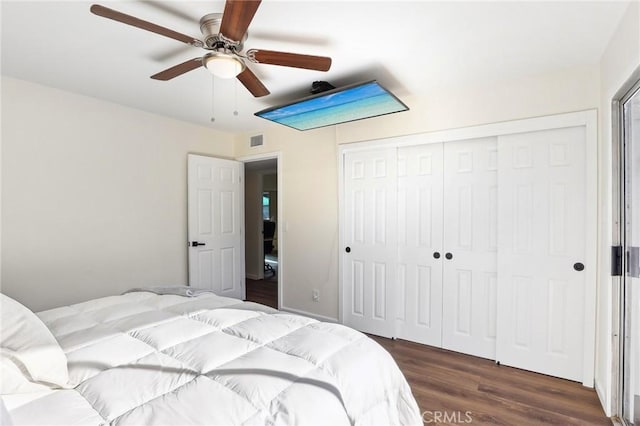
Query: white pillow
[
  {"left": 0, "top": 397, "right": 13, "bottom": 426},
  {"left": 0, "top": 294, "right": 69, "bottom": 394}
]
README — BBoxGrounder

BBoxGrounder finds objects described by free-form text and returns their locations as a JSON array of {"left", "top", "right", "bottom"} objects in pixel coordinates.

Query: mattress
[{"left": 4, "top": 291, "right": 421, "bottom": 425}]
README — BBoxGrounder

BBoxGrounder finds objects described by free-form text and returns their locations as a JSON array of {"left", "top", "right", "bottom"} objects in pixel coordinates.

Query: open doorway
[{"left": 243, "top": 157, "right": 279, "bottom": 309}]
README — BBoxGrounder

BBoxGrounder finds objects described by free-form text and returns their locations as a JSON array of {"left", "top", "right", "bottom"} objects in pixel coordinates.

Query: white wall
[
  {"left": 236, "top": 64, "right": 601, "bottom": 321},
  {"left": 1, "top": 77, "right": 234, "bottom": 312},
  {"left": 336, "top": 64, "right": 600, "bottom": 144},
  {"left": 596, "top": 1, "right": 640, "bottom": 416},
  {"left": 235, "top": 126, "right": 339, "bottom": 320}
]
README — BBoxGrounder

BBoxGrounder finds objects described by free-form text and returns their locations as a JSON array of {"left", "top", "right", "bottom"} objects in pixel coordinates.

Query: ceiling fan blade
[
  {"left": 150, "top": 58, "right": 203, "bottom": 80},
  {"left": 247, "top": 49, "right": 331, "bottom": 71},
  {"left": 90, "top": 4, "right": 202, "bottom": 47},
  {"left": 219, "top": 0, "right": 261, "bottom": 43},
  {"left": 237, "top": 67, "right": 270, "bottom": 97}
]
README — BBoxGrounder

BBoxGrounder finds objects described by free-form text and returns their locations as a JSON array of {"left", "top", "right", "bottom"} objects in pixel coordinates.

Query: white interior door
[
  {"left": 396, "top": 143, "right": 444, "bottom": 346},
  {"left": 496, "top": 127, "right": 586, "bottom": 382},
  {"left": 188, "top": 154, "right": 245, "bottom": 300},
  {"left": 343, "top": 148, "right": 397, "bottom": 338},
  {"left": 441, "top": 137, "right": 498, "bottom": 359}
]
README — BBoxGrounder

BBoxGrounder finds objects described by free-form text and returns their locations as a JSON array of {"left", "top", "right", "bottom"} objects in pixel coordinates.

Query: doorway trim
[
  {"left": 238, "top": 152, "right": 283, "bottom": 310},
  {"left": 611, "top": 64, "right": 640, "bottom": 423}
]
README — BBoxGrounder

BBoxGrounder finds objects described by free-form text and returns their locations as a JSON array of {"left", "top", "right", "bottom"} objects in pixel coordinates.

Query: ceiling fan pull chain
[
  {"left": 210, "top": 75, "right": 216, "bottom": 123},
  {"left": 233, "top": 79, "right": 239, "bottom": 117}
]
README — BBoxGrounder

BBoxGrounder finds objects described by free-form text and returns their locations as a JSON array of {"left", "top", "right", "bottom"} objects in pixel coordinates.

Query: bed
[{"left": 0, "top": 291, "right": 421, "bottom": 425}]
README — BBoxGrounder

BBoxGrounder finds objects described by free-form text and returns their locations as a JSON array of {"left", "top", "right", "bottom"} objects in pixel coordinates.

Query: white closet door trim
[
  {"left": 338, "top": 109, "right": 597, "bottom": 385},
  {"left": 583, "top": 110, "right": 598, "bottom": 387},
  {"left": 237, "top": 152, "right": 285, "bottom": 312},
  {"left": 340, "top": 110, "right": 596, "bottom": 152}
]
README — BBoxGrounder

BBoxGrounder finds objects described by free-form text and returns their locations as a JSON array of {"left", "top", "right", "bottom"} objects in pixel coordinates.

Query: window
[{"left": 262, "top": 193, "right": 270, "bottom": 220}]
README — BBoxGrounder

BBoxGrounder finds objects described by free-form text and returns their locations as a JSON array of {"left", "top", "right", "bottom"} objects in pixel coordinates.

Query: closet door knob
[
  {"left": 445, "top": 252, "right": 453, "bottom": 260},
  {"left": 433, "top": 252, "right": 441, "bottom": 259},
  {"left": 573, "top": 262, "right": 584, "bottom": 271},
  {"left": 345, "top": 247, "right": 351, "bottom": 253}
]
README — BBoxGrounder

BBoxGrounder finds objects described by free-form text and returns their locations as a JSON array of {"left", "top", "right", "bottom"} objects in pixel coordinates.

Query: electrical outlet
[{"left": 312, "top": 289, "right": 320, "bottom": 302}]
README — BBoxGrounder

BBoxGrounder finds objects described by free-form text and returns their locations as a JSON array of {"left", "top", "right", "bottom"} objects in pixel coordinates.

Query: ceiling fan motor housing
[{"left": 199, "top": 13, "right": 246, "bottom": 51}]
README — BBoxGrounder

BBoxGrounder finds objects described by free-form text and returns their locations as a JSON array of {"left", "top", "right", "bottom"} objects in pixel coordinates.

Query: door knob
[
  {"left": 345, "top": 247, "right": 351, "bottom": 253},
  {"left": 573, "top": 262, "right": 584, "bottom": 271},
  {"left": 433, "top": 252, "right": 441, "bottom": 259},
  {"left": 191, "top": 241, "right": 206, "bottom": 247},
  {"left": 445, "top": 252, "right": 453, "bottom": 260}
]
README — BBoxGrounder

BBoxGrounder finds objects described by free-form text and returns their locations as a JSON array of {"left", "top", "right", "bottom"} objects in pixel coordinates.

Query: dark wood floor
[
  {"left": 245, "top": 280, "right": 610, "bottom": 425},
  {"left": 370, "top": 336, "right": 610, "bottom": 425},
  {"left": 245, "top": 278, "right": 278, "bottom": 309}
]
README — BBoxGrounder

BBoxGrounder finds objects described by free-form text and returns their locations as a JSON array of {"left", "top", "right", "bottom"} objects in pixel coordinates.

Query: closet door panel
[
  {"left": 441, "top": 137, "right": 498, "bottom": 359},
  {"left": 496, "top": 126, "right": 586, "bottom": 382},
  {"left": 343, "top": 148, "right": 397, "bottom": 338},
  {"left": 396, "top": 143, "right": 444, "bottom": 346}
]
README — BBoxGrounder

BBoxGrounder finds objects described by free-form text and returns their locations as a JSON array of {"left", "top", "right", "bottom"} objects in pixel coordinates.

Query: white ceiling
[{"left": 1, "top": 1, "right": 629, "bottom": 134}]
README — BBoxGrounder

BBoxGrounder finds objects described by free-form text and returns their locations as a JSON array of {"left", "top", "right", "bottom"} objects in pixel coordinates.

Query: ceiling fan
[{"left": 90, "top": 1, "right": 332, "bottom": 97}]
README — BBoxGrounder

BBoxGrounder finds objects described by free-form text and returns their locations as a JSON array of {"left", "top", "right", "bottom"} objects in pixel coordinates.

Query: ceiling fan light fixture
[{"left": 204, "top": 52, "right": 245, "bottom": 79}]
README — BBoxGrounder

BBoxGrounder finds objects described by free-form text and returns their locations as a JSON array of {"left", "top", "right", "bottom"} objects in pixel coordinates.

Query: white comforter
[{"left": 7, "top": 292, "right": 421, "bottom": 425}]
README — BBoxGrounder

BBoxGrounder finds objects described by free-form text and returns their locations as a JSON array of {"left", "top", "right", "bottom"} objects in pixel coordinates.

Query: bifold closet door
[
  {"left": 396, "top": 143, "right": 444, "bottom": 346},
  {"left": 395, "top": 139, "right": 498, "bottom": 357},
  {"left": 343, "top": 148, "right": 397, "bottom": 338},
  {"left": 441, "top": 137, "right": 498, "bottom": 359},
  {"left": 496, "top": 126, "right": 586, "bottom": 382}
]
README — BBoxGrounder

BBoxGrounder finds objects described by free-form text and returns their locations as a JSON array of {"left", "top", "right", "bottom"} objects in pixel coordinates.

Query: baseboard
[
  {"left": 595, "top": 380, "right": 611, "bottom": 418},
  {"left": 246, "top": 273, "right": 260, "bottom": 280},
  {"left": 279, "top": 306, "right": 339, "bottom": 323}
]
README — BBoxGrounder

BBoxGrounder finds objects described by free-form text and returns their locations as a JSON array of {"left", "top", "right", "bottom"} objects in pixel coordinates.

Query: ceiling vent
[{"left": 249, "top": 134, "right": 264, "bottom": 148}]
